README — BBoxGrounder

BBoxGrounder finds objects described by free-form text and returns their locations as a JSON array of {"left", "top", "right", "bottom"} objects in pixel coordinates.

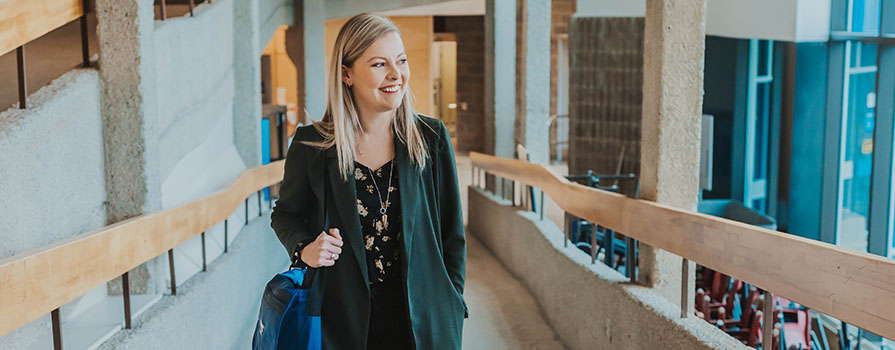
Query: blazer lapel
[
  {"left": 395, "top": 136, "right": 420, "bottom": 278},
  {"left": 324, "top": 147, "right": 370, "bottom": 287}
]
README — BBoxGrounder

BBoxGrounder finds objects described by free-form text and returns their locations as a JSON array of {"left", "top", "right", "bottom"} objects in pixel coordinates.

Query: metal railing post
[
  {"left": 224, "top": 219, "right": 228, "bottom": 253},
  {"left": 563, "top": 214, "right": 570, "bottom": 248},
  {"left": 626, "top": 237, "right": 636, "bottom": 282},
  {"left": 122, "top": 272, "right": 131, "bottom": 329},
  {"left": 257, "top": 190, "right": 262, "bottom": 216},
  {"left": 762, "top": 290, "right": 774, "bottom": 348},
  {"left": 16, "top": 46, "right": 26, "bottom": 109},
  {"left": 188, "top": 0, "right": 195, "bottom": 16},
  {"left": 604, "top": 228, "right": 615, "bottom": 268},
  {"left": 244, "top": 198, "right": 248, "bottom": 225},
  {"left": 539, "top": 190, "right": 545, "bottom": 221},
  {"left": 681, "top": 258, "right": 690, "bottom": 318},
  {"left": 590, "top": 226, "right": 598, "bottom": 264},
  {"left": 80, "top": 0, "right": 90, "bottom": 67},
  {"left": 159, "top": 0, "right": 167, "bottom": 20},
  {"left": 168, "top": 249, "right": 177, "bottom": 295},
  {"left": 201, "top": 231, "right": 206, "bottom": 272},
  {"left": 52, "top": 308, "right": 62, "bottom": 350}
]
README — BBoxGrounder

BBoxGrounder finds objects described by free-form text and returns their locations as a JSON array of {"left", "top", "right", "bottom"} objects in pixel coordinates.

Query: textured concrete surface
[
  {"left": 467, "top": 187, "right": 749, "bottom": 350},
  {"left": 153, "top": 0, "right": 236, "bottom": 181},
  {"left": 95, "top": 211, "right": 289, "bottom": 350},
  {"left": 285, "top": 0, "right": 326, "bottom": 123},
  {"left": 0, "top": 69, "right": 107, "bottom": 349},
  {"left": 154, "top": 0, "right": 234, "bottom": 178},
  {"left": 0, "top": 69, "right": 105, "bottom": 260},
  {"left": 233, "top": 0, "right": 264, "bottom": 168},
  {"left": 520, "top": 0, "right": 551, "bottom": 165},
  {"left": 484, "top": 0, "right": 516, "bottom": 162},
  {"left": 95, "top": 0, "right": 162, "bottom": 225},
  {"left": 463, "top": 235, "right": 567, "bottom": 350},
  {"left": 637, "top": 0, "right": 706, "bottom": 306}
]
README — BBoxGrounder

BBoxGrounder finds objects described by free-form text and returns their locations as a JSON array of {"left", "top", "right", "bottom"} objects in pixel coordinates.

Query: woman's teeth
[{"left": 380, "top": 85, "right": 400, "bottom": 93}]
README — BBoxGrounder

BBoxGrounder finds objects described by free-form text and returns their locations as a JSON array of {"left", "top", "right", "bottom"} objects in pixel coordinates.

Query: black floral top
[{"left": 354, "top": 159, "right": 403, "bottom": 284}]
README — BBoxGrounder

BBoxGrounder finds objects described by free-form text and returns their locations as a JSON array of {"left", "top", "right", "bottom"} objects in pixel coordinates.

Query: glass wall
[{"left": 836, "top": 41, "right": 878, "bottom": 252}]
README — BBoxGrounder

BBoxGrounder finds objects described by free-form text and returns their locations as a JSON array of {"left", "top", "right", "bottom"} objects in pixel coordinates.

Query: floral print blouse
[{"left": 354, "top": 159, "right": 403, "bottom": 284}]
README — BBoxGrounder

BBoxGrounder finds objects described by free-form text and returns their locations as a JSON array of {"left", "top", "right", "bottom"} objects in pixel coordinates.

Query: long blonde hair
[{"left": 307, "top": 13, "right": 429, "bottom": 180}]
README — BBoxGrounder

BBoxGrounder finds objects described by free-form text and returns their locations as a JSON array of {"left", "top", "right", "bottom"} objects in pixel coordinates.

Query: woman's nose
[{"left": 387, "top": 64, "right": 400, "bottom": 80}]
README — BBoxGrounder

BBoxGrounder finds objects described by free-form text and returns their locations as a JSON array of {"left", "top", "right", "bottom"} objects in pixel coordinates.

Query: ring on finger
[{"left": 330, "top": 253, "right": 336, "bottom": 260}]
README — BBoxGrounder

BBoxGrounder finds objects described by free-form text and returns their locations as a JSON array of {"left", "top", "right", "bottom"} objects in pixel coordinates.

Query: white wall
[{"left": 574, "top": 0, "right": 831, "bottom": 42}]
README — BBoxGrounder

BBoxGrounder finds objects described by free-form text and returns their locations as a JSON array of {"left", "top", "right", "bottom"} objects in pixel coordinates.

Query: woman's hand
[{"left": 301, "top": 228, "right": 344, "bottom": 267}]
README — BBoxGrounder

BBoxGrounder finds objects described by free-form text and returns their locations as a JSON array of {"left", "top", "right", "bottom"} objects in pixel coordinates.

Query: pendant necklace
[{"left": 367, "top": 160, "right": 395, "bottom": 220}]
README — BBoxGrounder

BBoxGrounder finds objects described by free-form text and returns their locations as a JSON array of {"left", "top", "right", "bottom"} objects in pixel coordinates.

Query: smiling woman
[{"left": 269, "top": 13, "right": 467, "bottom": 350}]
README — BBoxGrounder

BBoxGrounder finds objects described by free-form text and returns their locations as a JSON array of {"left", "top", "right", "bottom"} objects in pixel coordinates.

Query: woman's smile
[{"left": 379, "top": 84, "right": 401, "bottom": 94}]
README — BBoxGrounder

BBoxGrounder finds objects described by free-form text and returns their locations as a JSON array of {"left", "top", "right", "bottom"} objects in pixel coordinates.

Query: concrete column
[
  {"left": 484, "top": 0, "right": 516, "bottom": 195},
  {"left": 95, "top": 0, "right": 163, "bottom": 293},
  {"left": 519, "top": 0, "right": 551, "bottom": 164},
  {"left": 286, "top": 0, "right": 326, "bottom": 123},
  {"left": 233, "top": 0, "right": 262, "bottom": 167},
  {"left": 638, "top": 0, "right": 705, "bottom": 311}
]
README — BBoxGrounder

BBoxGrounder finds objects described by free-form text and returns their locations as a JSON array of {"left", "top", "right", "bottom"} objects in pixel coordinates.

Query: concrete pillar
[
  {"left": 484, "top": 0, "right": 516, "bottom": 195},
  {"left": 95, "top": 0, "right": 163, "bottom": 293},
  {"left": 233, "top": 0, "right": 262, "bottom": 167},
  {"left": 286, "top": 0, "right": 326, "bottom": 124},
  {"left": 638, "top": 0, "right": 705, "bottom": 311},
  {"left": 519, "top": 0, "right": 551, "bottom": 164}
]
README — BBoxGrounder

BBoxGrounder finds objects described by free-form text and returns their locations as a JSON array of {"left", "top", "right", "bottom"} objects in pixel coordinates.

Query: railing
[
  {"left": 155, "top": 0, "right": 216, "bottom": 20},
  {"left": 0, "top": 160, "right": 285, "bottom": 349},
  {"left": 1, "top": 0, "right": 91, "bottom": 109},
  {"left": 469, "top": 152, "right": 895, "bottom": 342}
]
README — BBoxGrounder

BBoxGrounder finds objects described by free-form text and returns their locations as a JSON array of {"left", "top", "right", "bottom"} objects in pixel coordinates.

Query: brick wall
[
  {"left": 568, "top": 17, "right": 644, "bottom": 197},
  {"left": 439, "top": 16, "right": 486, "bottom": 153}
]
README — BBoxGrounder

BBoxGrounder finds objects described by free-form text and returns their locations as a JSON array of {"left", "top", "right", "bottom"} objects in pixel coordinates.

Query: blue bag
[
  {"left": 252, "top": 268, "right": 322, "bottom": 350},
  {"left": 253, "top": 161, "right": 329, "bottom": 349}
]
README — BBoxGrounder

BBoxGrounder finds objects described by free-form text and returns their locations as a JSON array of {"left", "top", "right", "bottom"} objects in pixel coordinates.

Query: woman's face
[{"left": 343, "top": 31, "right": 410, "bottom": 116}]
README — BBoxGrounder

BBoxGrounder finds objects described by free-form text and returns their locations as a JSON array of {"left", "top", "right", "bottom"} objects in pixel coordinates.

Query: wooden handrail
[
  {"left": 0, "top": 160, "right": 285, "bottom": 337},
  {"left": 0, "top": 0, "right": 85, "bottom": 56},
  {"left": 470, "top": 152, "right": 895, "bottom": 339}
]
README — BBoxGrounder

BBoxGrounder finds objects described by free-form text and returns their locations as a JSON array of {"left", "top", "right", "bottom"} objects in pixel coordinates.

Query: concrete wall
[
  {"left": 0, "top": 69, "right": 107, "bottom": 349},
  {"left": 467, "top": 187, "right": 749, "bottom": 350},
  {"left": 1, "top": 0, "right": 292, "bottom": 346},
  {"left": 153, "top": 0, "right": 291, "bottom": 292},
  {"left": 0, "top": 69, "right": 105, "bottom": 260}
]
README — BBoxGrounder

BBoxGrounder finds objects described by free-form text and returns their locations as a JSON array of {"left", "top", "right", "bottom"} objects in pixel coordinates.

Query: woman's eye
[
  {"left": 372, "top": 62, "right": 385, "bottom": 67},
  {"left": 398, "top": 59, "right": 407, "bottom": 64}
]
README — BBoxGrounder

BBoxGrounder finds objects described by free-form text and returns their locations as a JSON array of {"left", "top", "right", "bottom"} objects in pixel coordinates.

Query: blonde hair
[{"left": 306, "top": 13, "right": 429, "bottom": 180}]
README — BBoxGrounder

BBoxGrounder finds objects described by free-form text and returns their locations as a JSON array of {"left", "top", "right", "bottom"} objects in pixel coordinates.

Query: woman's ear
[{"left": 341, "top": 65, "right": 352, "bottom": 87}]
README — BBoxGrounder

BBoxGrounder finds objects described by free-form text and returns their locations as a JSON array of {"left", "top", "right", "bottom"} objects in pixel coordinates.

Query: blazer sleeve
[
  {"left": 434, "top": 121, "right": 468, "bottom": 317},
  {"left": 270, "top": 134, "right": 318, "bottom": 268}
]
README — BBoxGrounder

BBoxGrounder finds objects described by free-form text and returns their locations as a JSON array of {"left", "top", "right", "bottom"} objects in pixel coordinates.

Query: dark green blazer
[{"left": 270, "top": 115, "right": 467, "bottom": 349}]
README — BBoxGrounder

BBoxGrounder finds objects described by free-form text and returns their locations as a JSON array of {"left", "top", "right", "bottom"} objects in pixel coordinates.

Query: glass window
[
  {"left": 837, "top": 41, "right": 878, "bottom": 253},
  {"left": 847, "top": 0, "right": 881, "bottom": 34},
  {"left": 745, "top": 40, "right": 774, "bottom": 213}
]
